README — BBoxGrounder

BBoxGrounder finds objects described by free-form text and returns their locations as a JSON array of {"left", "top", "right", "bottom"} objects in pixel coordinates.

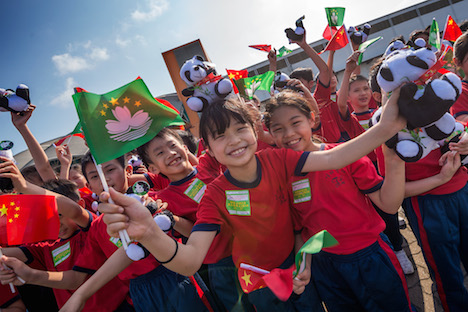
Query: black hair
[
  {"left": 42, "top": 179, "right": 80, "bottom": 202},
  {"left": 290, "top": 68, "right": 314, "bottom": 83},
  {"left": 459, "top": 20, "right": 468, "bottom": 33},
  {"left": 263, "top": 90, "right": 312, "bottom": 129},
  {"left": 348, "top": 74, "right": 369, "bottom": 90},
  {"left": 20, "top": 165, "right": 44, "bottom": 185},
  {"left": 80, "top": 151, "right": 125, "bottom": 182},
  {"left": 176, "top": 130, "right": 198, "bottom": 155},
  {"left": 136, "top": 127, "right": 184, "bottom": 167},
  {"left": 454, "top": 32, "right": 468, "bottom": 68},
  {"left": 199, "top": 99, "right": 256, "bottom": 149},
  {"left": 368, "top": 57, "right": 385, "bottom": 93}
]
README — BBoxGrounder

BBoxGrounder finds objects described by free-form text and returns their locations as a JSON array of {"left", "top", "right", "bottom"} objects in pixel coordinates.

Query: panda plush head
[
  {"left": 285, "top": 15, "right": 305, "bottom": 43},
  {"left": 180, "top": 55, "right": 217, "bottom": 87},
  {"left": 347, "top": 24, "right": 371, "bottom": 46},
  {"left": 0, "top": 84, "right": 30, "bottom": 114},
  {"left": 377, "top": 43, "right": 437, "bottom": 93}
]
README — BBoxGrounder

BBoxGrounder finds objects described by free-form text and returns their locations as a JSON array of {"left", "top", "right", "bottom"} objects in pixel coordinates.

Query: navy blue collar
[
  {"left": 170, "top": 168, "right": 198, "bottom": 186},
  {"left": 224, "top": 157, "right": 261, "bottom": 189}
]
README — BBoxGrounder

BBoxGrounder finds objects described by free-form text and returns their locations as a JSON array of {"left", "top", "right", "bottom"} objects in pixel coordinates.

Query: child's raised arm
[
  {"left": 10, "top": 106, "right": 56, "bottom": 182},
  {"left": 302, "top": 87, "right": 406, "bottom": 172},
  {"left": 337, "top": 51, "right": 360, "bottom": 118},
  {"left": 0, "top": 157, "right": 90, "bottom": 228},
  {"left": 99, "top": 189, "right": 216, "bottom": 277},
  {"left": 291, "top": 30, "right": 330, "bottom": 86},
  {"left": 55, "top": 145, "right": 72, "bottom": 181},
  {"left": 59, "top": 247, "right": 132, "bottom": 312}
]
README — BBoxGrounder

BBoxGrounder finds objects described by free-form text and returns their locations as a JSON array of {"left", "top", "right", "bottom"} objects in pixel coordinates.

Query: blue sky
[{"left": 0, "top": 0, "right": 425, "bottom": 155}]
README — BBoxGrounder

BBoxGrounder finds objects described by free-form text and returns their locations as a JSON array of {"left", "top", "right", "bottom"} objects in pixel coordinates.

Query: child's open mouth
[{"left": 229, "top": 147, "right": 246, "bottom": 156}]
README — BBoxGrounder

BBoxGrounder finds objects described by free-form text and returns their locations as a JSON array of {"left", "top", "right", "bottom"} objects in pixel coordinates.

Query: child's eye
[
  {"left": 90, "top": 175, "right": 98, "bottom": 180},
  {"left": 272, "top": 127, "right": 282, "bottom": 133}
]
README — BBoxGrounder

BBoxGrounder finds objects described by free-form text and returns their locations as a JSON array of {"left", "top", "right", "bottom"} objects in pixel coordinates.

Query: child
[
  {"left": 263, "top": 91, "right": 412, "bottom": 311},
  {"left": 61, "top": 128, "right": 241, "bottom": 311},
  {"left": 98, "top": 93, "right": 405, "bottom": 311},
  {"left": 289, "top": 32, "right": 363, "bottom": 143},
  {"left": 450, "top": 32, "right": 468, "bottom": 123},
  {"left": 0, "top": 161, "right": 129, "bottom": 311},
  {"left": 66, "top": 151, "right": 209, "bottom": 312}
]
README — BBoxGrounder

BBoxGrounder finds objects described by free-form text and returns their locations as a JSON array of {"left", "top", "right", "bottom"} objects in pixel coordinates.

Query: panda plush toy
[
  {"left": 0, "top": 84, "right": 30, "bottom": 114},
  {"left": 285, "top": 15, "right": 305, "bottom": 43},
  {"left": 179, "top": 55, "right": 232, "bottom": 112},
  {"left": 347, "top": 24, "right": 371, "bottom": 46},
  {"left": 370, "top": 41, "right": 464, "bottom": 162}
]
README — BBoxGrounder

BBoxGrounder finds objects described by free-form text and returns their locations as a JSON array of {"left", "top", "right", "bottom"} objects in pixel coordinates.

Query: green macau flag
[
  {"left": 73, "top": 78, "right": 185, "bottom": 164},
  {"left": 233, "top": 71, "right": 275, "bottom": 99},
  {"left": 325, "top": 7, "right": 345, "bottom": 27},
  {"left": 429, "top": 18, "right": 441, "bottom": 49}
]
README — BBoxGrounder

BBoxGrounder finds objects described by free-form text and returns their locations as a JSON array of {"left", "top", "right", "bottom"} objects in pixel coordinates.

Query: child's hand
[
  {"left": 438, "top": 151, "right": 461, "bottom": 182},
  {"left": 11, "top": 104, "right": 36, "bottom": 129},
  {"left": 99, "top": 188, "right": 156, "bottom": 241},
  {"left": 448, "top": 132, "right": 468, "bottom": 155},
  {"left": 293, "top": 267, "right": 310, "bottom": 295},
  {"left": 378, "top": 87, "right": 407, "bottom": 132},
  {"left": 0, "top": 256, "right": 29, "bottom": 286},
  {"left": 291, "top": 29, "right": 307, "bottom": 47},
  {"left": 267, "top": 49, "right": 277, "bottom": 64},
  {"left": 55, "top": 145, "right": 72, "bottom": 167},
  {"left": 0, "top": 156, "right": 28, "bottom": 192},
  {"left": 345, "top": 51, "right": 360, "bottom": 73}
]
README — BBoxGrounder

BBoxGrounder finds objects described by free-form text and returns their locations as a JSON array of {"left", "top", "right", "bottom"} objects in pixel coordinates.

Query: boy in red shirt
[
  {"left": 97, "top": 94, "right": 405, "bottom": 311},
  {"left": 0, "top": 161, "right": 129, "bottom": 311}
]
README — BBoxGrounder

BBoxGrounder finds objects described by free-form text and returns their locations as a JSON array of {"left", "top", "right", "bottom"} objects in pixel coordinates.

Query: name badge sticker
[
  {"left": 292, "top": 179, "right": 311, "bottom": 203},
  {"left": 225, "top": 190, "right": 251, "bottom": 216}
]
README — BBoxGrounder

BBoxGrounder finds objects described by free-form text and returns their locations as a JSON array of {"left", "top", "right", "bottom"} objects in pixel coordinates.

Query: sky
[{"left": 0, "top": 0, "right": 426, "bottom": 155}]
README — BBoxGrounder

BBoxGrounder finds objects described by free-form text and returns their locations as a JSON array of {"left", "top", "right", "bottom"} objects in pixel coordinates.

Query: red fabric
[
  {"left": 238, "top": 265, "right": 294, "bottom": 301},
  {"left": 248, "top": 45, "right": 272, "bottom": 52},
  {"left": 145, "top": 172, "right": 170, "bottom": 191},
  {"left": 227, "top": 69, "right": 249, "bottom": 94},
  {"left": 54, "top": 133, "right": 85, "bottom": 146},
  {"left": 0, "top": 283, "right": 19, "bottom": 308},
  {"left": 79, "top": 188, "right": 95, "bottom": 213},
  {"left": 0, "top": 195, "right": 59, "bottom": 246},
  {"left": 376, "top": 147, "right": 468, "bottom": 196},
  {"left": 450, "top": 81, "right": 468, "bottom": 119},
  {"left": 313, "top": 81, "right": 362, "bottom": 143},
  {"left": 322, "top": 25, "right": 338, "bottom": 40},
  {"left": 73, "top": 215, "right": 159, "bottom": 281},
  {"left": 238, "top": 267, "right": 267, "bottom": 293},
  {"left": 24, "top": 219, "right": 128, "bottom": 311},
  {"left": 156, "top": 98, "right": 184, "bottom": 130},
  {"left": 320, "top": 25, "right": 348, "bottom": 53},
  {"left": 195, "top": 148, "right": 304, "bottom": 270},
  {"left": 290, "top": 144, "right": 385, "bottom": 254},
  {"left": 443, "top": 16, "right": 463, "bottom": 42}
]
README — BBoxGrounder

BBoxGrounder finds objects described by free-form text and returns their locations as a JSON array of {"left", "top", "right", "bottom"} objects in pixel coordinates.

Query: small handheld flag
[
  {"left": 357, "top": 36, "right": 383, "bottom": 65},
  {"left": 233, "top": 71, "right": 275, "bottom": 99},
  {"left": 320, "top": 25, "right": 349, "bottom": 54},
  {"left": 442, "top": 15, "right": 463, "bottom": 42},
  {"left": 429, "top": 18, "right": 441, "bottom": 50},
  {"left": 249, "top": 45, "right": 272, "bottom": 53},
  {"left": 325, "top": 7, "right": 345, "bottom": 27}
]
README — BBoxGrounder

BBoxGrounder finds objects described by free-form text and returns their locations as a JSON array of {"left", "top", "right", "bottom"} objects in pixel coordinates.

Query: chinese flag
[
  {"left": 322, "top": 25, "right": 338, "bottom": 40},
  {"left": 320, "top": 25, "right": 349, "bottom": 53},
  {"left": 238, "top": 265, "right": 294, "bottom": 301},
  {"left": 443, "top": 15, "right": 462, "bottom": 42},
  {"left": 248, "top": 45, "right": 272, "bottom": 53},
  {"left": 226, "top": 69, "right": 249, "bottom": 94},
  {"left": 0, "top": 195, "right": 60, "bottom": 246}
]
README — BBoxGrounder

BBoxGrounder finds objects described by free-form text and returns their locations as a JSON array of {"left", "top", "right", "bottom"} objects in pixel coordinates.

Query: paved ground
[{"left": 398, "top": 208, "right": 468, "bottom": 312}]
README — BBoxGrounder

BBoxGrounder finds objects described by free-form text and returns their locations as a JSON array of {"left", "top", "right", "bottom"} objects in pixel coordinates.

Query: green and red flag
[
  {"left": 357, "top": 36, "right": 383, "bottom": 65},
  {"left": 277, "top": 46, "right": 292, "bottom": 58},
  {"left": 72, "top": 78, "right": 185, "bottom": 164},
  {"left": 322, "top": 25, "right": 338, "bottom": 40},
  {"left": 320, "top": 25, "right": 349, "bottom": 54},
  {"left": 233, "top": 71, "right": 275, "bottom": 99},
  {"left": 429, "top": 18, "right": 441, "bottom": 50},
  {"left": 325, "top": 7, "right": 345, "bottom": 27},
  {"left": 249, "top": 45, "right": 272, "bottom": 53},
  {"left": 442, "top": 15, "right": 463, "bottom": 42},
  {"left": 226, "top": 69, "right": 249, "bottom": 94},
  {"left": 239, "top": 230, "right": 338, "bottom": 301},
  {"left": 0, "top": 195, "right": 59, "bottom": 246},
  {"left": 53, "top": 122, "right": 84, "bottom": 146}
]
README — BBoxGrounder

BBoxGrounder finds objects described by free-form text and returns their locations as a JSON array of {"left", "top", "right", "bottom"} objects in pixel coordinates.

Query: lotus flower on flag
[{"left": 105, "top": 106, "right": 152, "bottom": 142}]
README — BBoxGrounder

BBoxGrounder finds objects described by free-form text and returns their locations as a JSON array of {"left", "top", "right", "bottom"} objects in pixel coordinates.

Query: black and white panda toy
[
  {"left": 179, "top": 55, "right": 232, "bottom": 112},
  {"left": 0, "top": 84, "right": 30, "bottom": 114},
  {"left": 370, "top": 42, "right": 464, "bottom": 162}
]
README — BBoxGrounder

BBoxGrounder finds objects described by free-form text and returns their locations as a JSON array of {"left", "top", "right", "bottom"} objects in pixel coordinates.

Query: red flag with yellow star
[
  {"left": 72, "top": 77, "right": 185, "bottom": 164},
  {"left": 320, "top": 25, "right": 349, "bottom": 53},
  {"left": 0, "top": 195, "right": 59, "bottom": 246},
  {"left": 442, "top": 15, "right": 462, "bottom": 42},
  {"left": 226, "top": 69, "right": 249, "bottom": 94}
]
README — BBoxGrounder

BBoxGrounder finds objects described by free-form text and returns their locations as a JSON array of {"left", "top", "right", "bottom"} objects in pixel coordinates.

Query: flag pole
[
  {"left": 343, "top": 24, "right": 355, "bottom": 55},
  {"left": 91, "top": 155, "right": 131, "bottom": 249},
  {"left": 442, "top": 15, "right": 449, "bottom": 44}
]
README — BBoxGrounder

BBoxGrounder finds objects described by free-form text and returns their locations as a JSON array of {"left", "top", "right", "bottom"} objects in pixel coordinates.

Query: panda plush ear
[{"left": 195, "top": 55, "right": 204, "bottom": 62}]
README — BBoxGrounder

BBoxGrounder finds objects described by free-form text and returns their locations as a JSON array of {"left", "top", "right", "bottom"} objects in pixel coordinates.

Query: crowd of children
[{"left": 0, "top": 20, "right": 468, "bottom": 312}]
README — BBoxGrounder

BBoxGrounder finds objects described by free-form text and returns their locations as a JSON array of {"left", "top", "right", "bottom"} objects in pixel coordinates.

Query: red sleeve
[
  {"left": 73, "top": 220, "right": 111, "bottom": 273},
  {"left": 197, "top": 153, "right": 223, "bottom": 182},
  {"left": 22, "top": 241, "right": 50, "bottom": 269},
  {"left": 0, "top": 284, "right": 20, "bottom": 308},
  {"left": 145, "top": 172, "right": 170, "bottom": 191},
  {"left": 349, "top": 155, "right": 383, "bottom": 193},
  {"left": 195, "top": 183, "right": 225, "bottom": 227},
  {"left": 313, "top": 80, "right": 331, "bottom": 103},
  {"left": 450, "top": 81, "right": 468, "bottom": 118}
]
